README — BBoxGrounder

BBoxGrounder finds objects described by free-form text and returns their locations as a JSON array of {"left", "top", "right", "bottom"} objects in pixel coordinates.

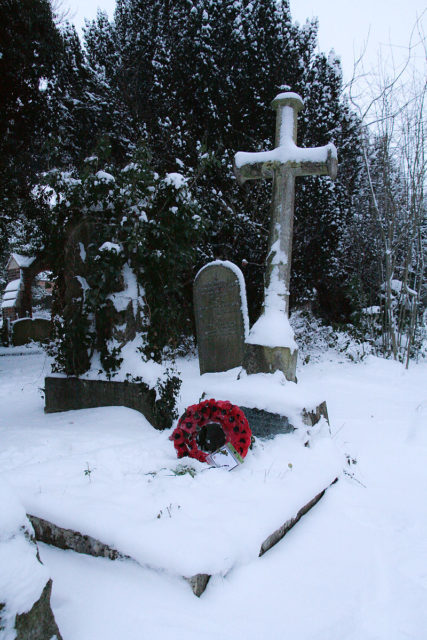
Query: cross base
[{"left": 243, "top": 343, "right": 298, "bottom": 382}]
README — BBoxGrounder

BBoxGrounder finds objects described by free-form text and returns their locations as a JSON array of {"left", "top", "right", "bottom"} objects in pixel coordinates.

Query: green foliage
[
  {"left": 83, "top": 0, "right": 363, "bottom": 322},
  {"left": 43, "top": 146, "right": 205, "bottom": 377},
  {"left": 0, "top": 319, "right": 10, "bottom": 347},
  {"left": 0, "top": 0, "right": 62, "bottom": 262},
  {"left": 172, "top": 465, "right": 197, "bottom": 478},
  {"left": 153, "top": 367, "right": 183, "bottom": 425}
]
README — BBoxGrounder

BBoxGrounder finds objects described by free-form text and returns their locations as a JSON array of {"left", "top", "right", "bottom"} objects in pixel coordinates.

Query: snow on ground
[
  {"left": 0, "top": 349, "right": 426, "bottom": 639},
  {"left": 0, "top": 482, "right": 50, "bottom": 640},
  {"left": 0, "top": 353, "right": 341, "bottom": 578}
]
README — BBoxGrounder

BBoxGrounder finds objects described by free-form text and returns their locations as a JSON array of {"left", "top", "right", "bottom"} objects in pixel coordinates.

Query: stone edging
[{"left": 27, "top": 477, "right": 337, "bottom": 598}]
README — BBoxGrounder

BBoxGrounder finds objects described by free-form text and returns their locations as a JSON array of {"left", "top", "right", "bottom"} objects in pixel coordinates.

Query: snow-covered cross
[{"left": 234, "top": 92, "right": 338, "bottom": 381}]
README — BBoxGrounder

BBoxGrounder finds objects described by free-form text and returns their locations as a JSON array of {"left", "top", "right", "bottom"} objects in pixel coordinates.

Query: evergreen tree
[
  {"left": 1, "top": 0, "right": 365, "bottom": 354},
  {"left": 293, "top": 52, "right": 363, "bottom": 321},
  {"left": 82, "top": 0, "right": 363, "bottom": 327},
  {"left": 0, "top": 0, "right": 61, "bottom": 266}
]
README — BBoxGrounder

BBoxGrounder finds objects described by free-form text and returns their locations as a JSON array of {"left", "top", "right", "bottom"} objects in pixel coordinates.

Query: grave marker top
[{"left": 234, "top": 92, "right": 338, "bottom": 381}]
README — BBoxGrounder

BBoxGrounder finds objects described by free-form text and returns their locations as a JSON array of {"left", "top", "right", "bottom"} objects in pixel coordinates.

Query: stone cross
[{"left": 234, "top": 92, "right": 338, "bottom": 381}]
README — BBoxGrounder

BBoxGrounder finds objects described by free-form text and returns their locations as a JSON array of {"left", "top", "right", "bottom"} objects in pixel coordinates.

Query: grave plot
[{"left": 1, "top": 396, "right": 342, "bottom": 596}]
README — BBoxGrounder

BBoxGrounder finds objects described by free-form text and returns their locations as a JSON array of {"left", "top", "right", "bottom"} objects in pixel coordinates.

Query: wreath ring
[{"left": 170, "top": 398, "right": 251, "bottom": 463}]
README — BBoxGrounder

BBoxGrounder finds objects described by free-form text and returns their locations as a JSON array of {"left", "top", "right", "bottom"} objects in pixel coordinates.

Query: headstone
[
  {"left": 193, "top": 260, "right": 248, "bottom": 374},
  {"left": 12, "top": 318, "right": 51, "bottom": 346},
  {"left": 234, "top": 92, "right": 338, "bottom": 381}
]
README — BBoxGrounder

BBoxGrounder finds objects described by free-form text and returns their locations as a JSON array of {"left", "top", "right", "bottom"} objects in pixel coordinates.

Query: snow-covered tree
[
  {"left": 0, "top": 0, "right": 61, "bottom": 271},
  {"left": 83, "top": 0, "right": 362, "bottom": 324}
]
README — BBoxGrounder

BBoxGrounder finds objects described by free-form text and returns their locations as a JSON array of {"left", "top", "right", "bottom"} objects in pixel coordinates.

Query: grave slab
[
  {"left": 27, "top": 477, "right": 336, "bottom": 597},
  {"left": 5, "top": 411, "right": 341, "bottom": 594}
]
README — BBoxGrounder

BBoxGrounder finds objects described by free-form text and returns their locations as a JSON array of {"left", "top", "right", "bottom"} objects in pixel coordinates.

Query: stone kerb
[
  {"left": 193, "top": 261, "right": 248, "bottom": 374},
  {"left": 44, "top": 376, "right": 173, "bottom": 430}
]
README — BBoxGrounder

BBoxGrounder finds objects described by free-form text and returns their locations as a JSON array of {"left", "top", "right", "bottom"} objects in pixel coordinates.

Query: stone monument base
[
  {"left": 243, "top": 343, "right": 298, "bottom": 382},
  {"left": 199, "top": 368, "right": 329, "bottom": 439}
]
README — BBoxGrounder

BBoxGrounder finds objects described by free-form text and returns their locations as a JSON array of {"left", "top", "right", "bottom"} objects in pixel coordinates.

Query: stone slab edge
[
  {"left": 259, "top": 477, "right": 338, "bottom": 556},
  {"left": 28, "top": 477, "right": 337, "bottom": 599},
  {"left": 28, "top": 514, "right": 128, "bottom": 561},
  {"left": 28, "top": 514, "right": 203, "bottom": 597}
]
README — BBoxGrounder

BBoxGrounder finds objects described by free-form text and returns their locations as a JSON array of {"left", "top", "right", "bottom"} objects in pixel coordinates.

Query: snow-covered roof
[
  {"left": 8, "top": 253, "right": 35, "bottom": 269},
  {"left": 4, "top": 279, "right": 21, "bottom": 293},
  {"left": 1, "top": 298, "right": 17, "bottom": 309},
  {"left": 1, "top": 279, "right": 21, "bottom": 309}
]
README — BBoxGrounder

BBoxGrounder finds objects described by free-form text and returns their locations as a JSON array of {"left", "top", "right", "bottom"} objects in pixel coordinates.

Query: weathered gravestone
[
  {"left": 234, "top": 92, "right": 338, "bottom": 381},
  {"left": 194, "top": 261, "right": 248, "bottom": 374},
  {"left": 12, "top": 318, "right": 51, "bottom": 346}
]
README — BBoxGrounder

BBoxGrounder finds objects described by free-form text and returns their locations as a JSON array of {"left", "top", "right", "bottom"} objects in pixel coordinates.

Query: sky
[{"left": 66, "top": 0, "right": 426, "bottom": 84}]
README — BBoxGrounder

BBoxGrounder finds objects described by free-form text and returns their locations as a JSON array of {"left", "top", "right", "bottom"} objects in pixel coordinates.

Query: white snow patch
[
  {"left": 1, "top": 299, "right": 17, "bottom": 309},
  {"left": 235, "top": 141, "right": 337, "bottom": 169},
  {"left": 121, "top": 163, "right": 138, "bottom": 173},
  {"left": 273, "top": 91, "right": 304, "bottom": 105},
  {"left": 10, "top": 253, "right": 35, "bottom": 268},
  {"left": 4, "top": 280, "right": 21, "bottom": 294},
  {"left": 79, "top": 242, "right": 86, "bottom": 262},
  {"left": 246, "top": 309, "right": 297, "bottom": 350},
  {"left": 164, "top": 173, "right": 187, "bottom": 189},
  {"left": 75, "top": 276, "right": 90, "bottom": 301},
  {"left": 363, "top": 305, "right": 381, "bottom": 315},
  {"left": 108, "top": 263, "right": 139, "bottom": 314},
  {"left": 0, "top": 482, "right": 49, "bottom": 637},
  {"left": 99, "top": 242, "right": 122, "bottom": 254},
  {"left": 246, "top": 248, "right": 297, "bottom": 349},
  {"left": 1, "top": 280, "right": 21, "bottom": 310},
  {"left": 0, "top": 406, "right": 340, "bottom": 577},
  {"left": 95, "top": 171, "right": 115, "bottom": 183},
  {"left": 1, "top": 350, "right": 427, "bottom": 638}
]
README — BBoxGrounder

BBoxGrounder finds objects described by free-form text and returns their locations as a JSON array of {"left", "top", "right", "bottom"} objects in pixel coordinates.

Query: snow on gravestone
[{"left": 193, "top": 261, "right": 249, "bottom": 374}]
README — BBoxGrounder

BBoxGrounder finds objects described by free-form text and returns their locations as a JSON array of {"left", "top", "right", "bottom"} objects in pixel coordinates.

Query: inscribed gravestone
[{"left": 194, "top": 261, "right": 248, "bottom": 374}]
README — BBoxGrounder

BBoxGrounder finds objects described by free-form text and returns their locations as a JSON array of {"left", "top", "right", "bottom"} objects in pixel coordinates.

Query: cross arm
[
  {"left": 233, "top": 153, "right": 276, "bottom": 185},
  {"left": 234, "top": 143, "right": 338, "bottom": 185},
  {"left": 293, "top": 144, "right": 338, "bottom": 179}
]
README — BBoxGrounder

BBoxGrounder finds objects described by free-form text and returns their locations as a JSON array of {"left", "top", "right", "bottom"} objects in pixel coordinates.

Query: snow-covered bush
[
  {"left": 43, "top": 145, "right": 206, "bottom": 379},
  {"left": 291, "top": 309, "right": 374, "bottom": 364}
]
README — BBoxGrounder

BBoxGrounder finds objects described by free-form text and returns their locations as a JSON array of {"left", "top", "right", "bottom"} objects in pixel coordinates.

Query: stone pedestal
[{"left": 243, "top": 343, "right": 297, "bottom": 382}]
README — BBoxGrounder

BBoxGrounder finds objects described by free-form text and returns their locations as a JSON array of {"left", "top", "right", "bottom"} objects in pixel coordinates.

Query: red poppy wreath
[{"left": 170, "top": 398, "right": 252, "bottom": 463}]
